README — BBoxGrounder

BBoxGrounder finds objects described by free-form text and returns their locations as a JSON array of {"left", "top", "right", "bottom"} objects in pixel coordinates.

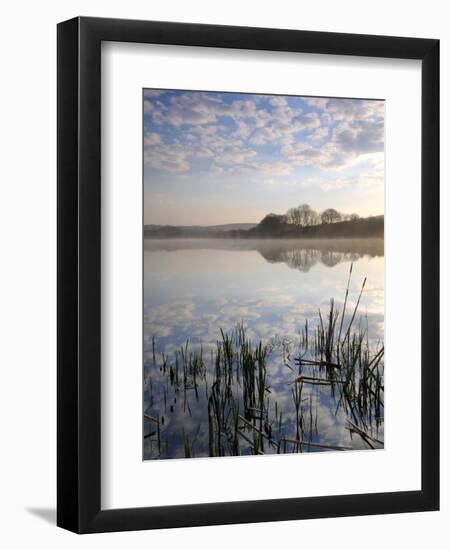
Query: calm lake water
[{"left": 143, "top": 238, "right": 384, "bottom": 460}]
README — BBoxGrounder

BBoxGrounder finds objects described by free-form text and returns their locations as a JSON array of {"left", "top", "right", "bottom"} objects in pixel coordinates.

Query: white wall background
[{"left": 0, "top": 0, "right": 447, "bottom": 547}]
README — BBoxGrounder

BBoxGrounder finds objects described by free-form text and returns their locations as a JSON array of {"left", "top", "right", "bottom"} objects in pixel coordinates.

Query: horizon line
[{"left": 144, "top": 213, "right": 384, "bottom": 228}]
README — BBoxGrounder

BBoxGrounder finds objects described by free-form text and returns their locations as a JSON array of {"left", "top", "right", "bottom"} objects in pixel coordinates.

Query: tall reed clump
[{"left": 298, "top": 263, "right": 384, "bottom": 441}]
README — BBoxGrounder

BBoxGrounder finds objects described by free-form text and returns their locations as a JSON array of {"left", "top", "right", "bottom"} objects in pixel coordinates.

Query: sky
[{"left": 143, "top": 89, "right": 384, "bottom": 226}]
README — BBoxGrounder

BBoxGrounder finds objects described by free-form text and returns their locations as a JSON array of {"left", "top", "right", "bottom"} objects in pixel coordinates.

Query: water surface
[{"left": 143, "top": 238, "right": 384, "bottom": 460}]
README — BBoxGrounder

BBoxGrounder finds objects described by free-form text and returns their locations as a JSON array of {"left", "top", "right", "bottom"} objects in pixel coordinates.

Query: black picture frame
[{"left": 57, "top": 16, "right": 439, "bottom": 533}]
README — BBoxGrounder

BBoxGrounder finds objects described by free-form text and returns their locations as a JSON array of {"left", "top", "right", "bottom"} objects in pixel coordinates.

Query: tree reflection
[
  {"left": 144, "top": 237, "right": 384, "bottom": 273},
  {"left": 256, "top": 239, "right": 383, "bottom": 272}
]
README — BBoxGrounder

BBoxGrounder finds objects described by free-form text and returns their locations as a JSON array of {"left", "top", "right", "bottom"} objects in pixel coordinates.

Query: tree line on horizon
[
  {"left": 252, "top": 204, "right": 382, "bottom": 239},
  {"left": 267, "top": 203, "right": 361, "bottom": 228}
]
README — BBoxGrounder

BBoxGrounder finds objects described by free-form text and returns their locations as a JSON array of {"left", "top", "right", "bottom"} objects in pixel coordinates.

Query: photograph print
[{"left": 143, "top": 89, "right": 384, "bottom": 460}]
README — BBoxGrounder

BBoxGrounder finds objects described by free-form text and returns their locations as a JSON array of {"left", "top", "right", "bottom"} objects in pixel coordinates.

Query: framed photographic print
[{"left": 57, "top": 17, "right": 439, "bottom": 533}]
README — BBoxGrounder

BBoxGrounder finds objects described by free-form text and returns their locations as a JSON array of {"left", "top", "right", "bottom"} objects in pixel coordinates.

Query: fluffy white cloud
[
  {"left": 302, "top": 97, "right": 329, "bottom": 109},
  {"left": 269, "top": 96, "right": 288, "bottom": 107},
  {"left": 333, "top": 119, "right": 384, "bottom": 155},
  {"left": 144, "top": 100, "right": 154, "bottom": 114},
  {"left": 144, "top": 132, "right": 162, "bottom": 145},
  {"left": 144, "top": 89, "right": 164, "bottom": 98},
  {"left": 310, "top": 126, "right": 329, "bottom": 141},
  {"left": 144, "top": 143, "right": 193, "bottom": 172},
  {"left": 326, "top": 98, "right": 384, "bottom": 122}
]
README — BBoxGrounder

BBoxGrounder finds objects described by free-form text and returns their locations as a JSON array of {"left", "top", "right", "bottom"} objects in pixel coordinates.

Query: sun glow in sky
[{"left": 143, "top": 89, "right": 384, "bottom": 226}]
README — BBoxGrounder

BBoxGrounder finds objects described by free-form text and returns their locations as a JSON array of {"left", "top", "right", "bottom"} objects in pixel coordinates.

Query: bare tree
[
  {"left": 320, "top": 208, "right": 342, "bottom": 224},
  {"left": 286, "top": 207, "right": 302, "bottom": 226},
  {"left": 286, "top": 204, "right": 319, "bottom": 226},
  {"left": 298, "top": 204, "right": 318, "bottom": 226}
]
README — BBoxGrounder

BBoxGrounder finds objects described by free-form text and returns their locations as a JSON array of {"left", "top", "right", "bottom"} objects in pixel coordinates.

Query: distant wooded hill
[
  {"left": 144, "top": 205, "right": 384, "bottom": 239},
  {"left": 144, "top": 223, "right": 257, "bottom": 236}
]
